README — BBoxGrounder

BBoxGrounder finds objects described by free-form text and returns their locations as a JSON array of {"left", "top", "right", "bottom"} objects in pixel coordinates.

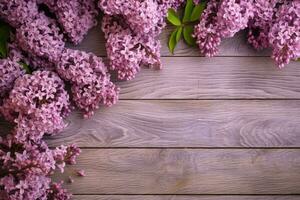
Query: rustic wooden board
[
  {"left": 69, "top": 24, "right": 270, "bottom": 57},
  {"left": 46, "top": 100, "right": 300, "bottom": 148},
  {"left": 72, "top": 195, "right": 300, "bottom": 200},
  {"left": 116, "top": 57, "right": 300, "bottom": 99},
  {"left": 53, "top": 149, "right": 300, "bottom": 194}
]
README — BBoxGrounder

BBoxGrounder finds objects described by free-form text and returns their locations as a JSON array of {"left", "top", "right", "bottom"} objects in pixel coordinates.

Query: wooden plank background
[
  {"left": 72, "top": 196, "right": 300, "bottom": 200},
  {"left": 2, "top": 20, "right": 297, "bottom": 199}
]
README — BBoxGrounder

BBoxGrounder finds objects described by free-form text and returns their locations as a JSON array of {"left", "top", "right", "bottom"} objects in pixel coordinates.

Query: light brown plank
[
  {"left": 53, "top": 149, "right": 300, "bottom": 194},
  {"left": 116, "top": 57, "right": 300, "bottom": 99},
  {"left": 69, "top": 23, "right": 270, "bottom": 57},
  {"left": 46, "top": 100, "right": 300, "bottom": 148},
  {"left": 72, "top": 195, "right": 300, "bottom": 200}
]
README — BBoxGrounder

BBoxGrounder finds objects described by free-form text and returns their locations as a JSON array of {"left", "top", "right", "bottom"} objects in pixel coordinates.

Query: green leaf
[
  {"left": 176, "top": 26, "right": 183, "bottom": 43},
  {"left": 0, "top": 21, "right": 11, "bottom": 58},
  {"left": 183, "top": 25, "right": 196, "bottom": 46},
  {"left": 19, "top": 62, "right": 32, "bottom": 74},
  {"left": 0, "top": 42, "right": 7, "bottom": 58},
  {"left": 190, "top": 1, "right": 206, "bottom": 22},
  {"left": 169, "top": 28, "right": 179, "bottom": 54},
  {"left": 183, "top": 0, "right": 194, "bottom": 23},
  {"left": 167, "top": 9, "right": 181, "bottom": 26}
]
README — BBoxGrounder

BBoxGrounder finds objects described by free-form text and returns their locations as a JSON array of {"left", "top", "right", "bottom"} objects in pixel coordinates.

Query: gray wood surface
[
  {"left": 116, "top": 57, "right": 300, "bottom": 99},
  {"left": 47, "top": 100, "right": 300, "bottom": 148},
  {"left": 1, "top": 17, "right": 300, "bottom": 199},
  {"left": 53, "top": 149, "right": 300, "bottom": 194},
  {"left": 70, "top": 24, "right": 270, "bottom": 57},
  {"left": 72, "top": 195, "right": 300, "bottom": 200}
]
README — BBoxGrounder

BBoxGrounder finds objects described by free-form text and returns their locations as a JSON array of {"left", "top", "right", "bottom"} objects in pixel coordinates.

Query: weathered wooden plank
[
  {"left": 69, "top": 23, "right": 270, "bottom": 57},
  {"left": 72, "top": 195, "right": 300, "bottom": 200},
  {"left": 116, "top": 57, "right": 300, "bottom": 99},
  {"left": 46, "top": 100, "right": 300, "bottom": 148},
  {"left": 53, "top": 149, "right": 300, "bottom": 194}
]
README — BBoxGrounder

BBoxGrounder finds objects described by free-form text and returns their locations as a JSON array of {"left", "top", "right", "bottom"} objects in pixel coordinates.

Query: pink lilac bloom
[
  {"left": 16, "top": 14, "right": 65, "bottom": 63},
  {"left": 47, "top": 181, "right": 71, "bottom": 200},
  {"left": 102, "top": 15, "right": 161, "bottom": 80},
  {"left": 76, "top": 169, "right": 86, "bottom": 177},
  {"left": 56, "top": 49, "right": 119, "bottom": 118},
  {"left": 0, "top": 42, "right": 28, "bottom": 100},
  {"left": 0, "top": 71, "right": 71, "bottom": 142},
  {"left": 99, "top": 0, "right": 184, "bottom": 36},
  {"left": 0, "top": 59, "right": 24, "bottom": 99},
  {"left": 247, "top": 0, "right": 281, "bottom": 50},
  {"left": 216, "top": 0, "right": 254, "bottom": 38},
  {"left": 0, "top": 135, "right": 78, "bottom": 200},
  {"left": 99, "top": 0, "right": 167, "bottom": 36},
  {"left": 194, "top": 0, "right": 254, "bottom": 57},
  {"left": 268, "top": 1, "right": 300, "bottom": 68},
  {"left": 0, "top": 135, "right": 77, "bottom": 200},
  {"left": 0, "top": 0, "right": 39, "bottom": 28},
  {"left": 39, "top": 0, "right": 98, "bottom": 44},
  {"left": 2, "top": 2, "right": 118, "bottom": 117},
  {"left": 53, "top": 144, "right": 82, "bottom": 171},
  {"left": 193, "top": 0, "right": 221, "bottom": 57},
  {"left": 99, "top": 0, "right": 184, "bottom": 80}
]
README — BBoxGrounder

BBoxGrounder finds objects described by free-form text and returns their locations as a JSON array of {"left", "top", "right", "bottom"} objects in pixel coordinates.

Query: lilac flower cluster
[
  {"left": 102, "top": 15, "right": 162, "bottom": 80},
  {"left": 0, "top": 0, "right": 118, "bottom": 199},
  {"left": 0, "top": 0, "right": 119, "bottom": 117},
  {"left": 194, "top": 0, "right": 300, "bottom": 67},
  {"left": 39, "top": 0, "right": 98, "bottom": 44},
  {"left": 99, "top": 0, "right": 184, "bottom": 80},
  {"left": 268, "top": 1, "right": 300, "bottom": 67},
  {"left": 0, "top": 0, "right": 39, "bottom": 28},
  {"left": 0, "top": 135, "right": 80, "bottom": 200},
  {"left": 57, "top": 49, "right": 118, "bottom": 118},
  {"left": 1, "top": 71, "right": 71, "bottom": 142}
]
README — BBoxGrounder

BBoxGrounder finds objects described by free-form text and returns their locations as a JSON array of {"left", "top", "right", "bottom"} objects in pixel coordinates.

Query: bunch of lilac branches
[
  {"left": 0, "top": 0, "right": 181, "bottom": 199},
  {"left": 1, "top": 0, "right": 298, "bottom": 199},
  {"left": 194, "top": 0, "right": 300, "bottom": 67},
  {"left": 0, "top": 0, "right": 117, "bottom": 198}
]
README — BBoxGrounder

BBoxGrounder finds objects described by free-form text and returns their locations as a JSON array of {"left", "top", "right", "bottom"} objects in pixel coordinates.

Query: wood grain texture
[
  {"left": 116, "top": 57, "right": 300, "bottom": 99},
  {"left": 72, "top": 195, "right": 300, "bottom": 200},
  {"left": 53, "top": 149, "right": 300, "bottom": 194},
  {"left": 68, "top": 23, "right": 270, "bottom": 57},
  {"left": 46, "top": 100, "right": 300, "bottom": 148}
]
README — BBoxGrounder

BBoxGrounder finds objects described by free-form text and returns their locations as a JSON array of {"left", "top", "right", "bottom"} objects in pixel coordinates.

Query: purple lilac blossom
[
  {"left": 0, "top": 135, "right": 79, "bottom": 200},
  {"left": 3, "top": 4, "right": 118, "bottom": 117},
  {"left": 194, "top": 0, "right": 299, "bottom": 67},
  {"left": 247, "top": 0, "right": 281, "bottom": 50},
  {"left": 0, "top": 0, "right": 39, "bottom": 28},
  {"left": 0, "top": 43, "right": 28, "bottom": 100},
  {"left": 0, "top": 59, "right": 24, "bottom": 99},
  {"left": 194, "top": 0, "right": 254, "bottom": 57},
  {"left": 99, "top": 0, "right": 184, "bottom": 80},
  {"left": 193, "top": 0, "right": 221, "bottom": 57},
  {"left": 0, "top": 71, "right": 71, "bottom": 142},
  {"left": 39, "top": 0, "right": 98, "bottom": 44},
  {"left": 102, "top": 15, "right": 161, "bottom": 80},
  {"left": 16, "top": 14, "right": 65, "bottom": 63},
  {"left": 99, "top": 0, "right": 172, "bottom": 36},
  {"left": 56, "top": 49, "right": 119, "bottom": 118},
  {"left": 268, "top": 1, "right": 300, "bottom": 68}
]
